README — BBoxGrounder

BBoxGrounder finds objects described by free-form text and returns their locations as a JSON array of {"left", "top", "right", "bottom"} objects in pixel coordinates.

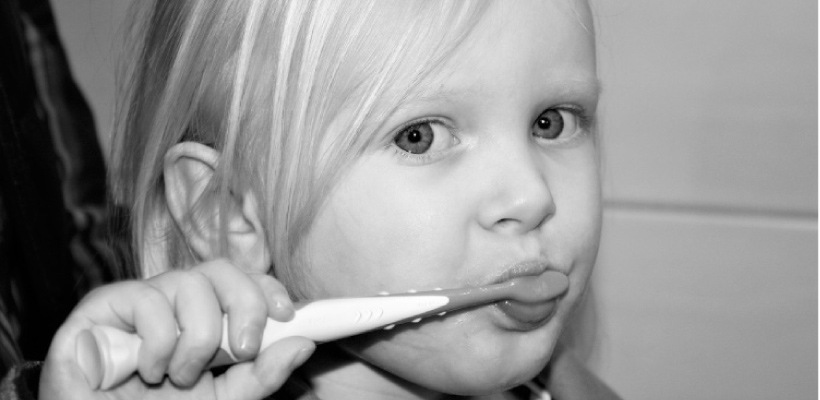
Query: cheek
[
  {"left": 545, "top": 144, "right": 602, "bottom": 285},
  {"left": 548, "top": 143, "right": 601, "bottom": 237},
  {"left": 299, "top": 158, "right": 468, "bottom": 298}
]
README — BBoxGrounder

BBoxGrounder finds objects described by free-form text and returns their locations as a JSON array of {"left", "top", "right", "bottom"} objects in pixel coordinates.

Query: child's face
[{"left": 298, "top": 0, "right": 599, "bottom": 394}]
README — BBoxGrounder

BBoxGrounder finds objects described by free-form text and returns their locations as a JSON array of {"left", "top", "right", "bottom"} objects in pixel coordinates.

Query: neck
[
  {"left": 296, "top": 345, "right": 520, "bottom": 400},
  {"left": 298, "top": 344, "right": 448, "bottom": 400}
]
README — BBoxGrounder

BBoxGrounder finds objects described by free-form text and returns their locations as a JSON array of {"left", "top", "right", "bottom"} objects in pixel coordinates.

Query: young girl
[{"left": 39, "top": 0, "right": 619, "bottom": 398}]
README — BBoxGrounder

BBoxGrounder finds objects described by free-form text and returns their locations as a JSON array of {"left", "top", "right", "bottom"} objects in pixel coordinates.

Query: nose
[{"left": 477, "top": 146, "right": 555, "bottom": 235}]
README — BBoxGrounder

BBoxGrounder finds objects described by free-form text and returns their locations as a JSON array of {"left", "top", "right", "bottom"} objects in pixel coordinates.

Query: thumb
[{"left": 213, "top": 337, "right": 315, "bottom": 400}]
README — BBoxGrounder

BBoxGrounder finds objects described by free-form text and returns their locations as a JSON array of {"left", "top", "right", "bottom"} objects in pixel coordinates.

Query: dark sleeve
[
  {"left": 0, "top": 0, "right": 129, "bottom": 378},
  {"left": 0, "top": 362, "right": 41, "bottom": 400}
]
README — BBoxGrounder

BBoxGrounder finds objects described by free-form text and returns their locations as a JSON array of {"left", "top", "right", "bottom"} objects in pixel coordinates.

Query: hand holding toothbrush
[
  {"left": 59, "top": 264, "right": 570, "bottom": 393},
  {"left": 38, "top": 259, "right": 315, "bottom": 400}
]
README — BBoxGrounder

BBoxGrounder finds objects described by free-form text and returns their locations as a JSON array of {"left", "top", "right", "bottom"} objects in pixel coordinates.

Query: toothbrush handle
[{"left": 76, "top": 295, "right": 449, "bottom": 390}]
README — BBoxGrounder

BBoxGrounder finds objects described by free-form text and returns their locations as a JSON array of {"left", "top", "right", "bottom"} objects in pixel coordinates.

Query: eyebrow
[
  {"left": 404, "top": 77, "right": 602, "bottom": 105},
  {"left": 551, "top": 78, "right": 603, "bottom": 99},
  {"left": 402, "top": 85, "right": 481, "bottom": 105}
]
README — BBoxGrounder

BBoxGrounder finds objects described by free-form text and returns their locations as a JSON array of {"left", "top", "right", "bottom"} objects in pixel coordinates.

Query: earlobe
[{"left": 163, "top": 142, "right": 271, "bottom": 273}]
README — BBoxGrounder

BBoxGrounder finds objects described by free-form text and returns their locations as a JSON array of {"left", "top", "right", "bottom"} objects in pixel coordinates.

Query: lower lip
[{"left": 495, "top": 298, "right": 560, "bottom": 330}]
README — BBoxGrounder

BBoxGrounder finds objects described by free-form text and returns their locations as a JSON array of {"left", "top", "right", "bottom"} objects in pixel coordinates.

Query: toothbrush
[{"left": 76, "top": 271, "right": 568, "bottom": 390}]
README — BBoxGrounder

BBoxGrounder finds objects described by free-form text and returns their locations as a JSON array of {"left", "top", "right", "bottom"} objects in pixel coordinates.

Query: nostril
[
  {"left": 494, "top": 218, "right": 517, "bottom": 228},
  {"left": 492, "top": 211, "right": 550, "bottom": 234},
  {"left": 479, "top": 176, "right": 555, "bottom": 234}
]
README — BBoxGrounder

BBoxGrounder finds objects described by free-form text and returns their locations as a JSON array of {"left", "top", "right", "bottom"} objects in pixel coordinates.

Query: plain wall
[
  {"left": 53, "top": 1, "right": 818, "bottom": 399},
  {"left": 591, "top": 1, "right": 817, "bottom": 399}
]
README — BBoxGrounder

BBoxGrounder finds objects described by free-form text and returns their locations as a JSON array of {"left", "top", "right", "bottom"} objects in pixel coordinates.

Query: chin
[{"left": 346, "top": 306, "right": 564, "bottom": 395}]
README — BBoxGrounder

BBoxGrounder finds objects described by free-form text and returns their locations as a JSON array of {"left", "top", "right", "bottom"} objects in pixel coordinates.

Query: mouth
[{"left": 489, "top": 261, "right": 569, "bottom": 329}]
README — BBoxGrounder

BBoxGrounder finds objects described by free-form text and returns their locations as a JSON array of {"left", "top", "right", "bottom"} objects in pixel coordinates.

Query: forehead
[{"left": 411, "top": 0, "right": 597, "bottom": 103}]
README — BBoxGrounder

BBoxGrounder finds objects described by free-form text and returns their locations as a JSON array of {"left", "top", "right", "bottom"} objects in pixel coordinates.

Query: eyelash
[
  {"left": 389, "top": 117, "right": 459, "bottom": 165},
  {"left": 534, "top": 105, "right": 594, "bottom": 146},
  {"left": 387, "top": 105, "right": 594, "bottom": 164}
]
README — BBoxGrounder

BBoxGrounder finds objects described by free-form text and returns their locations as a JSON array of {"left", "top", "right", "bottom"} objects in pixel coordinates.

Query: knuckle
[
  {"left": 136, "top": 284, "right": 169, "bottom": 308},
  {"left": 74, "top": 286, "right": 110, "bottom": 310},
  {"left": 156, "top": 269, "right": 214, "bottom": 299},
  {"left": 81, "top": 280, "right": 139, "bottom": 303},
  {"left": 252, "top": 274, "right": 285, "bottom": 295},
  {"left": 151, "top": 268, "right": 185, "bottom": 283},
  {"left": 199, "top": 257, "right": 236, "bottom": 273},
  {"left": 254, "top": 273, "right": 283, "bottom": 288},
  {"left": 184, "top": 270, "right": 214, "bottom": 291}
]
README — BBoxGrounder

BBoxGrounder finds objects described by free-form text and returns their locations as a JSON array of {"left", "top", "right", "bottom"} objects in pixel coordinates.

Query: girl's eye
[
  {"left": 532, "top": 108, "right": 577, "bottom": 140},
  {"left": 393, "top": 120, "right": 456, "bottom": 155}
]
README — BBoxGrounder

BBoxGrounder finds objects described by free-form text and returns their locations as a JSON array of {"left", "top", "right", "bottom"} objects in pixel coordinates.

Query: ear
[{"left": 163, "top": 142, "right": 271, "bottom": 273}]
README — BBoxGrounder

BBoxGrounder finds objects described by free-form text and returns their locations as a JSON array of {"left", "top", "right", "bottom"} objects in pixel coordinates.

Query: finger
[
  {"left": 196, "top": 259, "right": 269, "bottom": 360},
  {"left": 41, "top": 317, "right": 104, "bottom": 398},
  {"left": 151, "top": 270, "right": 223, "bottom": 387},
  {"left": 212, "top": 337, "right": 315, "bottom": 400},
  {"left": 80, "top": 282, "right": 178, "bottom": 384},
  {"left": 251, "top": 273, "right": 295, "bottom": 321}
]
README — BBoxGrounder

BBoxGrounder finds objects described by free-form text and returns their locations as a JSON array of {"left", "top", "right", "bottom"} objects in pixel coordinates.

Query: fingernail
[
  {"left": 147, "top": 363, "right": 165, "bottom": 383},
  {"left": 289, "top": 344, "right": 314, "bottom": 369},
  {"left": 239, "top": 325, "right": 262, "bottom": 353},
  {"left": 274, "top": 297, "right": 295, "bottom": 321},
  {"left": 177, "top": 361, "right": 194, "bottom": 384},
  {"left": 174, "top": 360, "right": 197, "bottom": 386},
  {"left": 148, "top": 357, "right": 170, "bottom": 383}
]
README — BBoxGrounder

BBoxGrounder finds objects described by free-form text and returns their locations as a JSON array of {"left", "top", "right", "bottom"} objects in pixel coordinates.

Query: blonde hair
[{"left": 111, "top": 0, "right": 490, "bottom": 297}]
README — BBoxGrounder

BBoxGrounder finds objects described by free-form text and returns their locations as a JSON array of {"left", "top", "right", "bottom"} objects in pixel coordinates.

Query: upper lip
[{"left": 487, "top": 259, "right": 552, "bottom": 285}]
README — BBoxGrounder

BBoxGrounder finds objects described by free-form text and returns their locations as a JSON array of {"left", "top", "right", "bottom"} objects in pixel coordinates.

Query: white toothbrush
[{"left": 76, "top": 271, "right": 569, "bottom": 390}]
